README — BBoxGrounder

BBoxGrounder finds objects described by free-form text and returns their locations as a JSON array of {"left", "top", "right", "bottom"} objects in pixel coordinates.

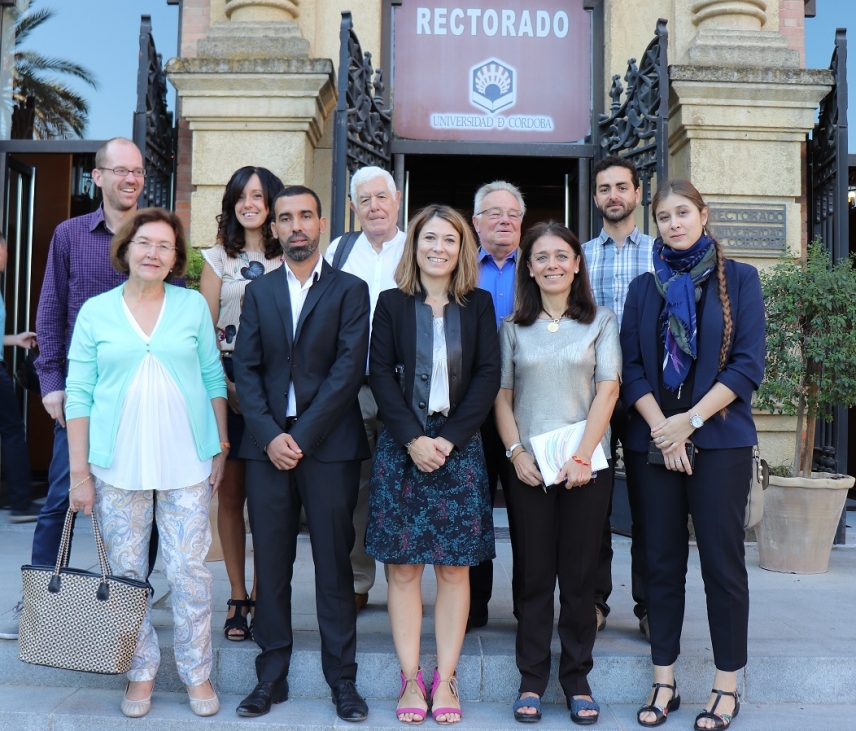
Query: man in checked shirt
[
  {"left": 0, "top": 138, "right": 155, "bottom": 641},
  {"left": 582, "top": 156, "right": 655, "bottom": 642}
]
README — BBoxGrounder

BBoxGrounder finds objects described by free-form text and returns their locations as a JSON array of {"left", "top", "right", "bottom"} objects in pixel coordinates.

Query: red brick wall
[
  {"left": 174, "top": 0, "right": 211, "bottom": 236},
  {"left": 779, "top": 0, "right": 806, "bottom": 67}
]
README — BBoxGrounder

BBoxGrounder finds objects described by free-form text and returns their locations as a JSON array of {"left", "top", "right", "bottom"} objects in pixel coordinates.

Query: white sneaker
[{"left": 0, "top": 599, "right": 23, "bottom": 640}]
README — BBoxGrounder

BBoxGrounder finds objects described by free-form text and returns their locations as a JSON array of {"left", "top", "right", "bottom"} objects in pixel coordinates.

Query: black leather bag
[{"left": 14, "top": 347, "right": 41, "bottom": 394}]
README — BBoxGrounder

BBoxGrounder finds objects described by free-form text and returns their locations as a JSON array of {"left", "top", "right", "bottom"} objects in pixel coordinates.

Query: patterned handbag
[{"left": 18, "top": 508, "right": 150, "bottom": 674}]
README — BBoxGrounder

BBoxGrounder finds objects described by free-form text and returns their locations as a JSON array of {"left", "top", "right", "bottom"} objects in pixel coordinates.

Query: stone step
[
  {"left": 4, "top": 526, "right": 855, "bottom": 716},
  {"left": 1, "top": 686, "right": 854, "bottom": 731},
  {"left": 3, "top": 626, "right": 855, "bottom": 706}
]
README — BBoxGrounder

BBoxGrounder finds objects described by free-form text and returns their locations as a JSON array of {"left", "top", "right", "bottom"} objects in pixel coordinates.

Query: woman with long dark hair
[
  {"left": 367, "top": 205, "right": 500, "bottom": 725},
  {"left": 621, "top": 179, "right": 765, "bottom": 730},
  {"left": 199, "top": 166, "right": 284, "bottom": 641},
  {"left": 494, "top": 221, "right": 620, "bottom": 726}
]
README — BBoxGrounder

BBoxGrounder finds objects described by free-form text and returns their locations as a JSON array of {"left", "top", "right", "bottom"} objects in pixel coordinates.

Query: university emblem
[{"left": 470, "top": 59, "right": 516, "bottom": 113}]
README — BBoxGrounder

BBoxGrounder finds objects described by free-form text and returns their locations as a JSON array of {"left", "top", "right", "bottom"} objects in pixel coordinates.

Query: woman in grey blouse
[{"left": 494, "top": 221, "right": 621, "bottom": 726}]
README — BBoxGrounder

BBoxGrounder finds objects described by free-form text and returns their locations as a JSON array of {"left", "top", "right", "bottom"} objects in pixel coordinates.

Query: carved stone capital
[
  {"left": 691, "top": 0, "right": 767, "bottom": 32},
  {"left": 225, "top": 0, "right": 299, "bottom": 23}
]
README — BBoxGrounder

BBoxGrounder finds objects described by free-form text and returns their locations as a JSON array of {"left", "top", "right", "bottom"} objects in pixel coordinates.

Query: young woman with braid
[{"left": 620, "top": 180, "right": 765, "bottom": 730}]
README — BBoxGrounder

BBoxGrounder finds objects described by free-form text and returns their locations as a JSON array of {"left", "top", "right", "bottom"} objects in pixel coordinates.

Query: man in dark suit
[{"left": 233, "top": 185, "right": 371, "bottom": 721}]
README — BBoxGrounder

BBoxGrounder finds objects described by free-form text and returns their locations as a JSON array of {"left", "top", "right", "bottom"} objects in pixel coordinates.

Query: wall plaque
[
  {"left": 392, "top": 1, "right": 592, "bottom": 143},
  {"left": 707, "top": 203, "right": 787, "bottom": 256}
]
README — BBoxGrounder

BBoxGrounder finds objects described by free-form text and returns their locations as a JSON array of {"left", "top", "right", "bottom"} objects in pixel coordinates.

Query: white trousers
[{"left": 94, "top": 478, "right": 213, "bottom": 686}]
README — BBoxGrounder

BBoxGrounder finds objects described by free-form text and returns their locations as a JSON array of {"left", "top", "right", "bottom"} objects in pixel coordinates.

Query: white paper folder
[{"left": 529, "top": 420, "right": 608, "bottom": 486}]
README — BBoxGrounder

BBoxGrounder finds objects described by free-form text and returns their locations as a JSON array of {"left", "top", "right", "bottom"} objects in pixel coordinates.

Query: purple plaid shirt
[{"left": 34, "top": 206, "right": 184, "bottom": 395}]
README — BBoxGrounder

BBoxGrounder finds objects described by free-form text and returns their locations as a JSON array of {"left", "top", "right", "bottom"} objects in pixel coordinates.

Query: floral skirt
[{"left": 366, "top": 414, "right": 495, "bottom": 566}]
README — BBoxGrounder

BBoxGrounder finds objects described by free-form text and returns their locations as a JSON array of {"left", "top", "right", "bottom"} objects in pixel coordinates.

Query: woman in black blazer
[
  {"left": 367, "top": 204, "right": 500, "bottom": 725},
  {"left": 621, "top": 180, "right": 765, "bottom": 731}
]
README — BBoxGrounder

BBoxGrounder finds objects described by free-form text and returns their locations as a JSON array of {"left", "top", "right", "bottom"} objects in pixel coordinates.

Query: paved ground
[{"left": 1, "top": 505, "right": 855, "bottom": 729}]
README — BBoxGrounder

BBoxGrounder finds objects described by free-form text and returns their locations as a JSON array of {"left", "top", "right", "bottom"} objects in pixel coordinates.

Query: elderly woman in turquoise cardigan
[{"left": 66, "top": 208, "right": 228, "bottom": 719}]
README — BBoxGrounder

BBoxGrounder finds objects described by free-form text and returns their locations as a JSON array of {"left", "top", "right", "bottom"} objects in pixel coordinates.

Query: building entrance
[{"left": 400, "top": 154, "right": 590, "bottom": 241}]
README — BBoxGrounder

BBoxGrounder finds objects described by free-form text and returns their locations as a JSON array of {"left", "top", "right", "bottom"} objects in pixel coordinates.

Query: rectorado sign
[{"left": 392, "top": 2, "right": 591, "bottom": 143}]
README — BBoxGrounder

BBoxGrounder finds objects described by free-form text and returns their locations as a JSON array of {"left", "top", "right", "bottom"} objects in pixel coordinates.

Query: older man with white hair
[{"left": 325, "top": 165, "right": 406, "bottom": 611}]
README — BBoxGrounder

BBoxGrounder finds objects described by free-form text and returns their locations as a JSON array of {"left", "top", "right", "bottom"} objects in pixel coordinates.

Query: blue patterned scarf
[{"left": 653, "top": 234, "right": 717, "bottom": 392}]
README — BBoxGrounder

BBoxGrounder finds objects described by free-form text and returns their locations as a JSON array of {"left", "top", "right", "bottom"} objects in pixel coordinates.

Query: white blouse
[
  {"left": 428, "top": 316, "right": 450, "bottom": 416},
  {"left": 90, "top": 298, "right": 212, "bottom": 491}
]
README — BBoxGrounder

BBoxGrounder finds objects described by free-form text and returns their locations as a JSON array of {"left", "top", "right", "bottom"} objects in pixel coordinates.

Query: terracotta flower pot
[{"left": 756, "top": 473, "right": 854, "bottom": 574}]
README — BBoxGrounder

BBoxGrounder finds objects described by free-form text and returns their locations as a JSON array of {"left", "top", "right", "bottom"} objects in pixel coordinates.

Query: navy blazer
[
  {"left": 233, "top": 259, "right": 371, "bottom": 463},
  {"left": 370, "top": 287, "right": 500, "bottom": 451},
  {"left": 620, "top": 259, "right": 765, "bottom": 451}
]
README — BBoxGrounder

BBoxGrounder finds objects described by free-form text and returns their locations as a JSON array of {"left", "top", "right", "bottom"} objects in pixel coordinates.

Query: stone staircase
[{"left": 1, "top": 526, "right": 855, "bottom": 729}]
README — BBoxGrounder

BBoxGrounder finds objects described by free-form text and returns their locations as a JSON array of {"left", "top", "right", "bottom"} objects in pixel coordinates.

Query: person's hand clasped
[
  {"left": 556, "top": 457, "right": 593, "bottom": 488},
  {"left": 69, "top": 474, "right": 95, "bottom": 516},
  {"left": 408, "top": 436, "right": 446, "bottom": 472},
  {"left": 267, "top": 433, "right": 303, "bottom": 471},
  {"left": 651, "top": 414, "right": 695, "bottom": 475},
  {"left": 513, "top": 450, "right": 544, "bottom": 487}
]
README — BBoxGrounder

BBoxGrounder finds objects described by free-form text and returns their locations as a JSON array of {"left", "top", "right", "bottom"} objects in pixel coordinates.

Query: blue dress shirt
[{"left": 477, "top": 247, "right": 517, "bottom": 329}]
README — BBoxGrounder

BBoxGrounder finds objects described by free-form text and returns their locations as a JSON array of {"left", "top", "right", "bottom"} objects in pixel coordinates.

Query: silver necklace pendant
[{"left": 547, "top": 319, "right": 560, "bottom": 333}]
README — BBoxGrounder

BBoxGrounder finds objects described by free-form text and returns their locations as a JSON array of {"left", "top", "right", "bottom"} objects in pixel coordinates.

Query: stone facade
[{"left": 167, "top": 0, "right": 833, "bottom": 469}]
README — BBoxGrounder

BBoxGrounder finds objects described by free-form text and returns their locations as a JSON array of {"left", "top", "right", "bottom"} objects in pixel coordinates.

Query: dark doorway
[
  {"left": 0, "top": 143, "right": 103, "bottom": 486},
  {"left": 403, "top": 154, "right": 583, "bottom": 237}
]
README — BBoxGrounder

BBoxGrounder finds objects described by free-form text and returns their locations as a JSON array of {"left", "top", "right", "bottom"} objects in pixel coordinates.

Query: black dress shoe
[
  {"left": 465, "top": 612, "right": 488, "bottom": 633},
  {"left": 236, "top": 680, "right": 289, "bottom": 717},
  {"left": 331, "top": 679, "right": 368, "bottom": 722}
]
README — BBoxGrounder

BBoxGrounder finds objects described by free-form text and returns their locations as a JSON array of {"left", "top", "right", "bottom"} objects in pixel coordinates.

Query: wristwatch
[
  {"left": 505, "top": 442, "right": 524, "bottom": 460},
  {"left": 689, "top": 411, "right": 705, "bottom": 429}
]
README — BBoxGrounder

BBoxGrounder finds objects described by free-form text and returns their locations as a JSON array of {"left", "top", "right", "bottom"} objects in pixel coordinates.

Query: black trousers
[
  {"left": 246, "top": 455, "right": 361, "bottom": 688},
  {"left": 625, "top": 447, "right": 751, "bottom": 671},
  {"left": 0, "top": 363, "right": 31, "bottom": 511},
  {"left": 595, "top": 400, "right": 647, "bottom": 618},
  {"left": 509, "top": 464, "right": 612, "bottom": 697},
  {"left": 469, "top": 409, "right": 513, "bottom": 617}
]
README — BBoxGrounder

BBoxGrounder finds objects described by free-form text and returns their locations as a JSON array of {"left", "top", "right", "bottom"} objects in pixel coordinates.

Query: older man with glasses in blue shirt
[{"left": 468, "top": 180, "right": 525, "bottom": 632}]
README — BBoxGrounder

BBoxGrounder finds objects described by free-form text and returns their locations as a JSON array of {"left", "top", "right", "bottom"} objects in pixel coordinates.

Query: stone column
[
  {"left": 668, "top": 0, "right": 831, "bottom": 467},
  {"left": 165, "top": 0, "right": 335, "bottom": 247}
]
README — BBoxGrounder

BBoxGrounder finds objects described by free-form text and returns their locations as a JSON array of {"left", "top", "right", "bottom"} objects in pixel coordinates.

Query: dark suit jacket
[
  {"left": 233, "top": 258, "right": 371, "bottom": 463},
  {"left": 620, "top": 259, "right": 765, "bottom": 452},
  {"left": 369, "top": 287, "right": 500, "bottom": 450}
]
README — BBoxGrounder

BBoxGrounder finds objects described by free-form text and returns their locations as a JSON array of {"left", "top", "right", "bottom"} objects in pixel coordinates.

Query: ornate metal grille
[
  {"left": 133, "top": 15, "right": 175, "bottom": 210},
  {"left": 808, "top": 29, "right": 849, "bottom": 486},
  {"left": 330, "top": 11, "right": 393, "bottom": 239},
  {"left": 809, "top": 29, "right": 849, "bottom": 264},
  {"left": 597, "top": 19, "right": 669, "bottom": 235}
]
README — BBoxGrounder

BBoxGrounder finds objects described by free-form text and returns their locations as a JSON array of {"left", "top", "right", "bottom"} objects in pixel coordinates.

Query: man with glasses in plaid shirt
[
  {"left": 0, "top": 138, "right": 157, "bottom": 640},
  {"left": 582, "top": 156, "right": 654, "bottom": 641}
]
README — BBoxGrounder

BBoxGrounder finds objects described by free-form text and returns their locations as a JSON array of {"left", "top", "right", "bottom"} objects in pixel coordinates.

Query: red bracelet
[{"left": 571, "top": 454, "right": 591, "bottom": 466}]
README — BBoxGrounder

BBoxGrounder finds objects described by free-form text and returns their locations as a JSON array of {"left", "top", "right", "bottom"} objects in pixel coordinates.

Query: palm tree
[{"left": 11, "top": 1, "right": 98, "bottom": 139}]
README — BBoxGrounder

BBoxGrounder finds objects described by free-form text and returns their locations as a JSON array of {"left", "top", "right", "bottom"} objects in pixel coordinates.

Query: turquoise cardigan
[{"left": 66, "top": 283, "right": 227, "bottom": 468}]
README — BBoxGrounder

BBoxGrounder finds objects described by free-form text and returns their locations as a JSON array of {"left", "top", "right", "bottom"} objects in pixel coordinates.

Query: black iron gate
[
  {"left": 807, "top": 29, "right": 849, "bottom": 515},
  {"left": 330, "top": 11, "right": 393, "bottom": 239},
  {"left": 133, "top": 15, "right": 175, "bottom": 210},
  {"left": 596, "top": 19, "right": 669, "bottom": 236}
]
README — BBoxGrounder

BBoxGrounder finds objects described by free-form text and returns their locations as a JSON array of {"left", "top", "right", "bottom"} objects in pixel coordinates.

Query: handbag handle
[{"left": 49, "top": 508, "right": 114, "bottom": 597}]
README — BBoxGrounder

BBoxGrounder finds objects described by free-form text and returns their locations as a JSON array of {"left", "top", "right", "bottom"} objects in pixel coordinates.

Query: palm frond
[
  {"left": 9, "top": 1, "right": 98, "bottom": 139},
  {"left": 16, "top": 50, "right": 99, "bottom": 89},
  {"left": 14, "top": 7, "right": 55, "bottom": 46}
]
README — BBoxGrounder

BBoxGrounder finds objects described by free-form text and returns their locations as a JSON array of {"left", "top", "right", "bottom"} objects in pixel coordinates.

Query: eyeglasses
[
  {"left": 100, "top": 167, "right": 147, "bottom": 178},
  {"left": 476, "top": 207, "right": 523, "bottom": 222},
  {"left": 130, "top": 240, "right": 175, "bottom": 254}
]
